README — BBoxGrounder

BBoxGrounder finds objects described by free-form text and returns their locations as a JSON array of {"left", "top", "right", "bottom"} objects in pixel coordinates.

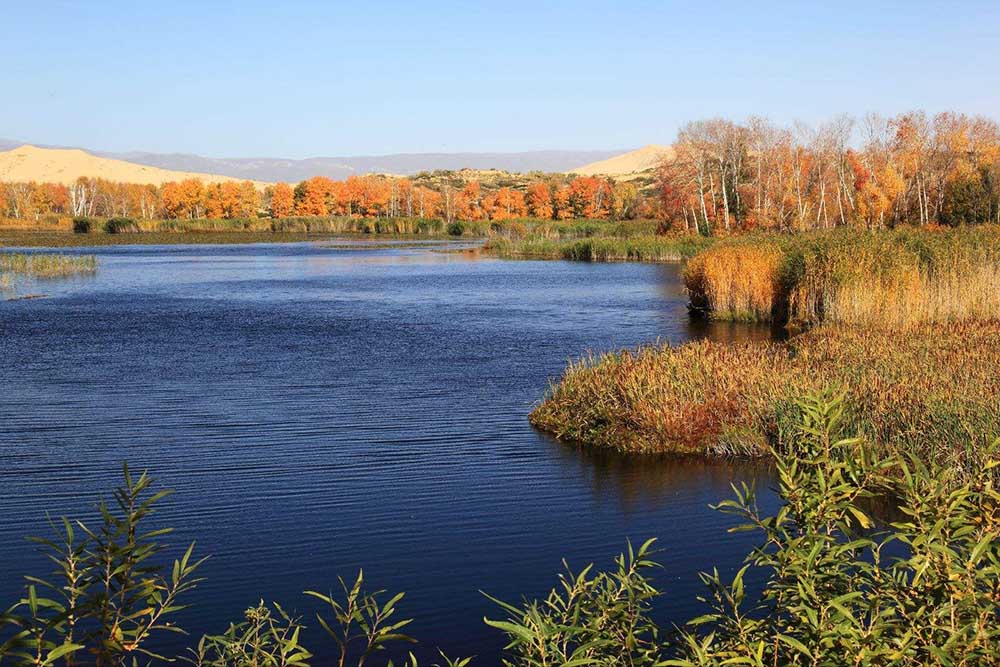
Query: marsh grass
[
  {"left": 684, "top": 225, "right": 1000, "bottom": 327},
  {"left": 530, "top": 321, "right": 1000, "bottom": 478},
  {"left": 683, "top": 242, "right": 784, "bottom": 320},
  {"left": 0, "top": 253, "right": 97, "bottom": 280},
  {"left": 485, "top": 234, "right": 713, "bottom": 262}
]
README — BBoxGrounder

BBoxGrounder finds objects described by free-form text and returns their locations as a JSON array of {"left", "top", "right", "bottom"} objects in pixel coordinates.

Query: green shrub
[
  {"left": 494, "top": 391, "right": 1000, "bottom": 665},
  {"left": 71, "top": 217, "right": 92, "bottom": 234},
  {"left": 447, "top": 221, "right": 465, "bottom": 236},
  {"left": 0, "top": 465, "right": 204, "bottom": 667}
]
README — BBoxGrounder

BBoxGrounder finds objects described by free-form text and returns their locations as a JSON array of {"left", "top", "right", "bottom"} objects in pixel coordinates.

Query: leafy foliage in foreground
[
  {"left": 3, "top": 393, "right": 1000, "bottom": 665},
  {"left": 492, "top": 391, "right": 1000, "bottom": 665}
]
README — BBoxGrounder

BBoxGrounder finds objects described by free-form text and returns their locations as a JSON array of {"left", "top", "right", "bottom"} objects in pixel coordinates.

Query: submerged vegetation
[
  {"left": 4, "top": 395, "right": 1000, "bottom": 664},
  {"left": 531, "top": 322, "right": 1000, "bottom": 478},
  {"left": 0, "top": 252, "right": 97, "bottom": 290}
]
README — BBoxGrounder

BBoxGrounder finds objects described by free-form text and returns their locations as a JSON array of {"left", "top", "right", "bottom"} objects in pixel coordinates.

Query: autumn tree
[
  {"left": 610, "top": 181, "right": 640, "bottom": 220},
  {"left": 526, "top": 181, "right": 553, "bottom": 219},
  {"left": 552, "top": 185, "right": 572, "bottom": 220},
  {"left": 269, "top": 183, "right": 294, "bottom": 218},
  {"left": 294, "top": 176, "right": 336, "bottom": 216},
  {"left": 488, "top": 187, "right": 526, "bottom": 220},
  {"left": 161, "top": 179, "right": 206, "bottom": 219}
]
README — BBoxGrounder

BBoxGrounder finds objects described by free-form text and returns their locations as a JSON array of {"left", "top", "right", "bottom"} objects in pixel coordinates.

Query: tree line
[
  {"left": 658, "top": 111, "right": 1000, "bottom": 232},
  {"left": 0, "top": 174, "right": 645, "bottom": 223},
  {"left": 3, "top": 110, "right": 998, "bottom": 230}
]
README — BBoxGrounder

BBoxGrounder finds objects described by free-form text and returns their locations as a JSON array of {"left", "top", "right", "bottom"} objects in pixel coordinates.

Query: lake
[{"left": 0, "top": 240, "right": 780, "bottom": 662}]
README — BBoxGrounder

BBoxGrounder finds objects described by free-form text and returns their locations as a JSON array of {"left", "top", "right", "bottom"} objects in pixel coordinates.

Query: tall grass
[
  {"left": 683, "top": 242, "right": 784, "bottom": 320},
  {"left": 684, "top": 225, "right": 1000, "bottom": 327},
  {"left": 530, "top": 321, "right": 1000, "bottom": 478}
]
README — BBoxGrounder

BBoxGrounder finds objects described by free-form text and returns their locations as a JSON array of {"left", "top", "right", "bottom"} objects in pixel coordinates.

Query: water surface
[{"left": 0, "top": 241, "right": 779, "bottom": 661}]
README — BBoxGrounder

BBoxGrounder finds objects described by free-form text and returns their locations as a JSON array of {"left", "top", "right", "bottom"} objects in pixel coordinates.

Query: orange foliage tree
[{"left": 269, "top": 183, "right": 294, "bottom": 218}]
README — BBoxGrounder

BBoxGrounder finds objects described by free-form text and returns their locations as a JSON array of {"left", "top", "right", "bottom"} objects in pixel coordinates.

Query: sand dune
[
  {"left": 569, "top": 144, "right": 673, "bottom": 176},
  {"left": 0, "top": 145, "right": 268, "bottom": 187}
]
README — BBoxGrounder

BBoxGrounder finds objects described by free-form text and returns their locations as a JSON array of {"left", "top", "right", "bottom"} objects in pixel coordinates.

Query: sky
[{"left": 3, "top": 0, "right": 999, "bottom": 158}]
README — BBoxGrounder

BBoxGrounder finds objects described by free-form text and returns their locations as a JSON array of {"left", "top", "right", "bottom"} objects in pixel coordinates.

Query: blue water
[{"left": 0, "top": 241, "right": 779, "bottom": 662}]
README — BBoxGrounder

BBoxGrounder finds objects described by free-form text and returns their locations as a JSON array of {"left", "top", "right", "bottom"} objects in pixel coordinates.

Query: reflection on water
[
  {"left": 686, "top": 316, "right": 789, "bottom": 344},
  {"left": 653, "top": 264, "right": 787, "bottom": 344},
  {"left": 0, "top": 241, "right": 782, "bottom": 663},
  {"left": 543, "top": 432, "right": 774, "bottom": 511}
]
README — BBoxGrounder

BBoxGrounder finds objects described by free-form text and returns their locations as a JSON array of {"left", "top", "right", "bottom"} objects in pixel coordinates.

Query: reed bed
[
  {"left": 683, "top": 242, "right": 784, "bottom": 320},
  {"left": 530, "top": 321, "right": 1000, "bottom": 478},
  {"left": 486, "top": 234, "right": 713, "bottom": 262},
  {"left": 0, "top": 252, "right": 97, "bottom": 279},
  {"left": 684, "top": 225, "right": 1000, "bottom": 327}
]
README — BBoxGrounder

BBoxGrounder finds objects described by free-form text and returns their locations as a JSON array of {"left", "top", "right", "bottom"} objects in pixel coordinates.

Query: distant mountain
[
  {"left": 569, "top": 144, "right": 673, "bottom": 176},
  {"left": 0, "top": 139, "right": 626, "bottom": 181},
  {"left": 0, "top": 145, "right": 263, "bottom": 187}
]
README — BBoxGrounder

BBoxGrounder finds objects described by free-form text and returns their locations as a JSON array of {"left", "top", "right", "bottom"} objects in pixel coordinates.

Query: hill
[
  {"left": 569, "top": 144, "right": 673, "bottom": 176},
  {"left": 0, "top": 145, "right": 266, "bottom": 187},
  {"left": 0, "top": 139, "right": 626, "bottom": 181}
]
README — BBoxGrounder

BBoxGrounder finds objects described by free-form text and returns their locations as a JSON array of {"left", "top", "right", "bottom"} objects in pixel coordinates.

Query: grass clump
[
  {"left": 0, "top": 253, "right": 97, "bottom": 280},
  {"left": 530, "top": 322, "right": 1000, "bottom": 477},
  {"left": 72, "top": 217, "right": 93, "bottom": 233},
  {"left": 684, "top": 225, "right": 1000, "bottom": 327}
]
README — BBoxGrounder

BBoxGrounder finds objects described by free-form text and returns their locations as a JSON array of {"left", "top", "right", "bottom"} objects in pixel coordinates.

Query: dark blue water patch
[{"left": 1, "top": 241, "right": 780, "bottom": 662}]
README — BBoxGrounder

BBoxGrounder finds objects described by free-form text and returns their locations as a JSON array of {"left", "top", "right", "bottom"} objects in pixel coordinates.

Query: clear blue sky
[{"left": 4, "top": 1, "right": 998, "bottom": 158}]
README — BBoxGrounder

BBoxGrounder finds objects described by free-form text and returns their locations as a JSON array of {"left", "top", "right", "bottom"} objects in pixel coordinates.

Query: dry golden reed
[
  {"left": 683, "top": 243, "right": 783, "bottom": 321},
  {"left": 684, "top": 225, "right": 1000, "bottom": 328}
]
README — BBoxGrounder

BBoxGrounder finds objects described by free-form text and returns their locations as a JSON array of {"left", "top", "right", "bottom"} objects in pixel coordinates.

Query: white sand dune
[
  {"left": 569, "top": 144, "right": 673, "bottom": 176},
  {"left": 0, "top": 145, "right": 268, "bottom": 187}
]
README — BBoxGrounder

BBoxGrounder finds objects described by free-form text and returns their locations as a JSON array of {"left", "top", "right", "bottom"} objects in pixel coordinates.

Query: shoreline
[{"left": 0, "top": 230, "right": 484, "bottom": 248}]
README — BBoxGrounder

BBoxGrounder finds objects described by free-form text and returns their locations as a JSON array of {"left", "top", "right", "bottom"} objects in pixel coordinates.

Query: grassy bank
[
  {"left": 530, "top": 321, "right": 1000, "bottom": 477},
  {"left": 685, "top": 225, "right": 1000, "bottom": 326}
]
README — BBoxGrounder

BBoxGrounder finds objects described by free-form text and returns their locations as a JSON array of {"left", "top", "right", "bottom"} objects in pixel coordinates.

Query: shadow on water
[{"left": 652, "top": 264, "right": 788, "bottom": 344}]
